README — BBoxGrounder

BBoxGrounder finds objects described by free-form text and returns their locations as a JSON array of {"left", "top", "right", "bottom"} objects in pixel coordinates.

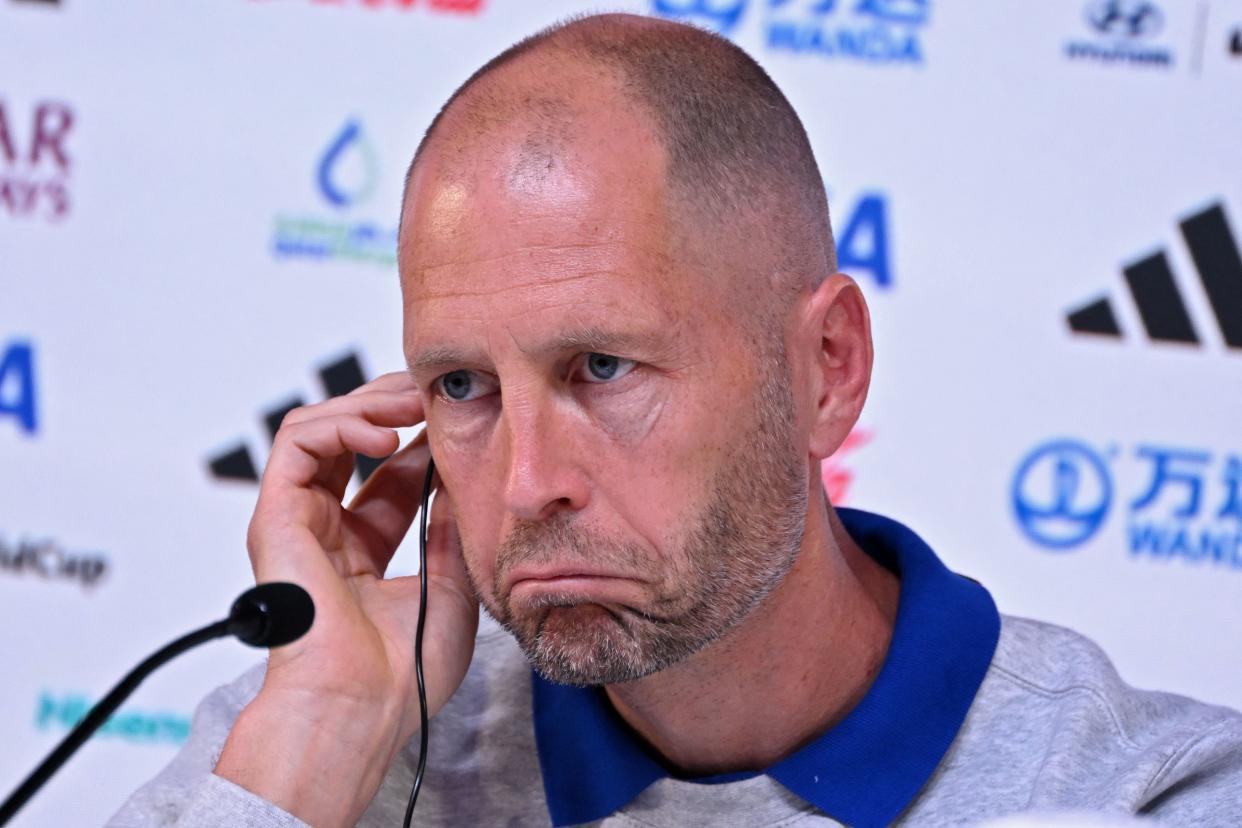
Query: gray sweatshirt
[{"left": 106, "top": 614, "right": 1242, "bottom": 827}]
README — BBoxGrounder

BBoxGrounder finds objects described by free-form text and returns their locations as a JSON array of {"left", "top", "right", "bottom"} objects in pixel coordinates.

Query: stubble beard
[{"left": 464, "top": 355, "right": 808, "bottom": 687}]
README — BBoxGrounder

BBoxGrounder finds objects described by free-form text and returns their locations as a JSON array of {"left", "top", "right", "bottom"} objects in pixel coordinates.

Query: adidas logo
[
  {"left": 1067, "top": 202, "right": 1242, "bottom": 351},
  {"left": 207, "top": 351, "right": 389, "bottom": 484}
]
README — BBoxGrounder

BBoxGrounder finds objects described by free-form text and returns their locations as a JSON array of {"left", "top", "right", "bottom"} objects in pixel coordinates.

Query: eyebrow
[
  {"left": 545, "top": 326, "right": 663, "bottom": 355},
  {"left": 408, "top": 346, "right": 477, "bottom": 377},
  {"left": 407, "top": 326, "right": 667, "bottom": 376}
]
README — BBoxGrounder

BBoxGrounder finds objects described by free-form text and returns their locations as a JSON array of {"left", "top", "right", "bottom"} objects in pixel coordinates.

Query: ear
[{"left": 799, "top": 274, "right": 873, "bottom": 460}]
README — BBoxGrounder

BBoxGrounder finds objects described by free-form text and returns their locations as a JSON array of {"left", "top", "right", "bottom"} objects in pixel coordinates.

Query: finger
[
  {"left": 347, "top": 434, "right": 433, "bottom": 554},
  {"left": 281, "top": 389, "right": 423, "bottom": 429},
  {"left": 265, "top": 415, "right": 401, "bottom": 491},
  {"left": 346, "top": 370, "right": 417, "bottom": 396},
  {"left": 426, "top": 483, "right": 470, "bottom": 590},
  {"left": 321, "top": 447, "right": 359, "bottom": 503}
]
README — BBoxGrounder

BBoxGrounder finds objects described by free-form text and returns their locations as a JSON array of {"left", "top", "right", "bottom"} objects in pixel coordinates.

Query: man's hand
[{"left": 213, "top": 371, "right": 479, "bottom": 828}]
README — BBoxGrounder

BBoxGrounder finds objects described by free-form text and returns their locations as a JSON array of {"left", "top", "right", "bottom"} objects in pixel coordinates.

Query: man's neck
[{"left": 604, "top": 497, "right": 900, "bottom": 777}]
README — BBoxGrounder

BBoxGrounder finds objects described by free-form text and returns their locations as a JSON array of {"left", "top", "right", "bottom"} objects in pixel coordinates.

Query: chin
[{"left": 524, "top": 604, "right": 656, "bottom": 686}]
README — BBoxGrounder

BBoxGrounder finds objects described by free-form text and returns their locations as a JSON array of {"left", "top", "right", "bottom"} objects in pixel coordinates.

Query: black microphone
[{"left": 0, "top": 582, "right": 315, "bottom": 826}]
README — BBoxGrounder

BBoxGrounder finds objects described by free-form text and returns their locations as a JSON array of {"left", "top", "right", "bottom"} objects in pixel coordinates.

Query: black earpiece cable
[{"left": 402, "top": 457, "right": 436, "bottom": 828}]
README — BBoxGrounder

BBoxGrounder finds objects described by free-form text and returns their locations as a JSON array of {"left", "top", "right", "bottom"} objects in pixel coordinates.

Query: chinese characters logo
[{"left": 1012, "top": 437, "right": 1242, "bottom": 571}]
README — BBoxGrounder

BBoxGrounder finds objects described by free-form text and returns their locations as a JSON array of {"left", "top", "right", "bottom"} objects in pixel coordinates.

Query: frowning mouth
[
  {"left": 505, "top": 564, "right": 634, "bottom": 588},
  {"left": 505, "top": 569, "right": 646, "bottom": 607}
]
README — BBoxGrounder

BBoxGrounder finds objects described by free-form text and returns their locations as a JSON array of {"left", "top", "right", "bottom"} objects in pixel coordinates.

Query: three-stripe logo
[
  {"left": 1067, "top": 201, "right": 1242, "bottom": 351},
  {"left": 207, "top": 351, "right": 388, "bottom": 484}
]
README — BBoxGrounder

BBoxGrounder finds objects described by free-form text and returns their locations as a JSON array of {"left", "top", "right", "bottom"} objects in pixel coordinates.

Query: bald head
[{"left": 402, "top": 13, "right": 836, "bottom": 314}]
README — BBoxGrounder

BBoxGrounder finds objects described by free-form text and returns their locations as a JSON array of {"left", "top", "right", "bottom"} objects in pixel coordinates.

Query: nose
[{"left": 499, "top": 391, "right": 591, "bottom": 522}]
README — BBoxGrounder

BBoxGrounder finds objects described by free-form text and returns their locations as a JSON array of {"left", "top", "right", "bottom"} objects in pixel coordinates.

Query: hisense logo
[{"left": 35, "top": 691, "right": 189, "bottom": 745}]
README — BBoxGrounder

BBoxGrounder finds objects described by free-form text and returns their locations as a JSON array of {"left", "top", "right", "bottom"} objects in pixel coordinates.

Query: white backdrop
[{"left": 2, "top": 1, "right": 1241, "bottom": 824}]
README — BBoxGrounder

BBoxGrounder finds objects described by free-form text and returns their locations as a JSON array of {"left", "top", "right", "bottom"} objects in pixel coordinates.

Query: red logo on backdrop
[
  {"left": 258, "top": 0, "right": 485, "bottom": 13},
  {"left": 821, "top": 428, "right": 872, "bottom": 505},
  {"left": 0, "top": 100, "right": 74, "bottom": 222}
]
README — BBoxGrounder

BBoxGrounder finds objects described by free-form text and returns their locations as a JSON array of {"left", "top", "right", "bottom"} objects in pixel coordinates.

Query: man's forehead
[
  {"left": 404, "top": 241, "right": 685, "bottom": 346},
  {"left": 397, "top": 178, "right": 726, "bottom": 382},
  {"left": 401, "top": 127, "right": 670, "bottom": 257},
  {"left": 398, "top": 57, "right": 675, "bottom": 250},
  {"left": 399, "top": 129, "right": 693, "bottom": 320},
  {"left": 400, "top": 184, "right": 700, "bottom": 374},
  {"left": 408, "top": 233, "right": 678, "bottom": 294},
  {"left": 394, "top": 62, "right": 731, "bottom": 367},
  {"left": 402, "top": 269, "right": 697, "bottom": 383}
]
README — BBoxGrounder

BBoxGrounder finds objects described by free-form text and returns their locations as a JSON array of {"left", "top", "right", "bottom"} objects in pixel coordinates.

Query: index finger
[
  {"left": 346, "top": 370, "right": 418, "bottom": 396},
  {"left": 347, "top": 434, "right": 433, "bottom": 557}
]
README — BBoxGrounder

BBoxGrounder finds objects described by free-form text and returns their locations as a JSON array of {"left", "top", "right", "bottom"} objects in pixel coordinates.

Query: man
[{"left": 110, "top": 13, "right": 1242, "bottom": 828}]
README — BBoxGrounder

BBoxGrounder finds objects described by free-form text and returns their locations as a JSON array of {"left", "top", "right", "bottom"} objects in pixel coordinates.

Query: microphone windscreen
[{"left": 228, "top": 582, "right": 315, "bottom": 648}]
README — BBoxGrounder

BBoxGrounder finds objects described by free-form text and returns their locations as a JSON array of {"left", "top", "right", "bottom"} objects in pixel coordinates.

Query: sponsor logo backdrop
[{"left": 1, "top": 0, "right": 1240, "bottom": 823}]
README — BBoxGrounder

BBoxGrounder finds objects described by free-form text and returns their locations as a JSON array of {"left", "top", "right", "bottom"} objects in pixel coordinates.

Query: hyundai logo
[{"left": 1085, "top": 0, "right": 1163, "bottom": 40}]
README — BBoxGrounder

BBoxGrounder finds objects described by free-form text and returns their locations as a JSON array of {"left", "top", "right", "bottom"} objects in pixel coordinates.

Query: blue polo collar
[{"left": 530, "top": 508, "right": 1001, "bottom": 828}]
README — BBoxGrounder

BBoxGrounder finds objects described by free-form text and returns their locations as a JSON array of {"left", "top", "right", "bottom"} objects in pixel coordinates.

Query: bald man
[{"left": 110, "top": 14, "right": 1242, "bottom": 828}]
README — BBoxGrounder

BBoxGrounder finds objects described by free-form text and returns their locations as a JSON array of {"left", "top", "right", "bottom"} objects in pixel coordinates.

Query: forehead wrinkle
[
  {"left": 411, "top": 271, "right": 609, "bottom": 302},
  {"left": 416, "top": 241, "right": 627, "bottom": 271},
  {"left": 409, "top": 235, "right": 671, "bottom": 279},
  {"left": 411, "top": 260, "right": 687, "bottom": 304}
]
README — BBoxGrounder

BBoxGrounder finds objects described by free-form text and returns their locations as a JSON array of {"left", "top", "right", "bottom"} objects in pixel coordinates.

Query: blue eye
[
  {"left": 582, "top": 353, "right": 635, "bottom": 383},
  {"left": 441, "top": 371, "right": 472, "bottom": 400},
  {"left": 437, "top": 369, "right": 496, "bottom": 402}
]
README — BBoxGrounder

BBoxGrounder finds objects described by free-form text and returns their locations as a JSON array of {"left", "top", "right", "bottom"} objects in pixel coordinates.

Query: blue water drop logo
[{"left": 316, "top": 120, "right": 378, "bottom": 209}]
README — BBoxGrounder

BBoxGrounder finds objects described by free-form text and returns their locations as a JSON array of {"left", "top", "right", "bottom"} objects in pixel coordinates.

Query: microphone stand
[
  {"left": 0, "top": 621, "right": 230, "bottom": 825},
  {"left": 0, "top": 582, "right": 313, "bottom": 827}
]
